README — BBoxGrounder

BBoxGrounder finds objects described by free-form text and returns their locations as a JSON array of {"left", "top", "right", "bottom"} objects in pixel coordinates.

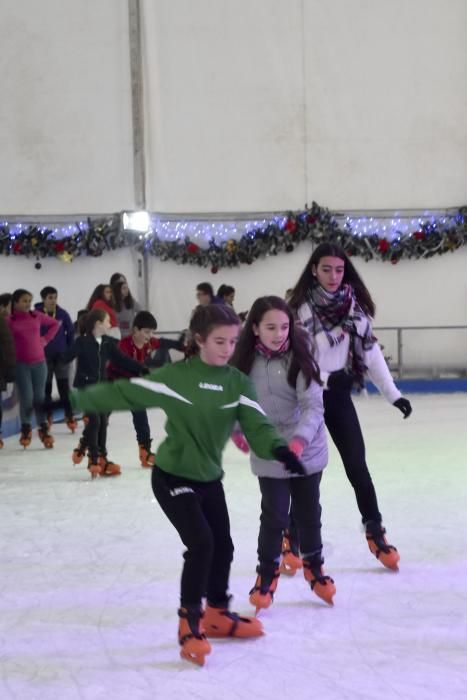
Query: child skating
[
  {"left": 63, "top": 309, "right": 146, "bottom": 478},
  {"left": 231, "top": 296, "right": 335, "bottom": 610},
  {"left": 68, "top": 304, "right": 305, "bottom": 666},
  {"left": 107, "top": 310, "right": 185, "bottom": 467}
]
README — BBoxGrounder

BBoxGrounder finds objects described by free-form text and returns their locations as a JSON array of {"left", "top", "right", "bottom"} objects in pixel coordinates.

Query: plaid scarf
[
  {"left": 301, "top": 283, "right": 376, "bottom": 386},
  {"left": 255, "top": 338, "right": 290, "bottom": 359}
]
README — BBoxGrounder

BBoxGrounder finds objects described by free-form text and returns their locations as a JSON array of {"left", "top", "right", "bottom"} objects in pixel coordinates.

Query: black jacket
[
  {"left": 62, "top": 335, "right": 144, "bottom": 388},
  {"left": 0, "top": 316, "right": 16, "bottom": 390}
]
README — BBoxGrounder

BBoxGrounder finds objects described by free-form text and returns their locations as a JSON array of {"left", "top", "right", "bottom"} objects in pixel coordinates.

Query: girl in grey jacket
[{"left": 231, "top": 296, "right": 336, "bottom": 609}]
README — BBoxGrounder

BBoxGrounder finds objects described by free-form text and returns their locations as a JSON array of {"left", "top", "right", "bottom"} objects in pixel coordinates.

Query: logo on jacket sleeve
[{"left": 198, "top": 382, "right": 223, "bottom": 392}]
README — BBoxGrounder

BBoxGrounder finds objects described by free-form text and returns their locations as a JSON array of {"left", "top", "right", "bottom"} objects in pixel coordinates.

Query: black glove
[
  {"left": 328, "top": 369, "right": 355, "bottom": 392},
  {"left": 273, "top": 446, "right": 306, "bottom": 476},
  {"left": 140, "top": 366, "right": 151, "bottom": 376},
  {"left": 393, "top": 397, "right": 412, "bottom": 419}
]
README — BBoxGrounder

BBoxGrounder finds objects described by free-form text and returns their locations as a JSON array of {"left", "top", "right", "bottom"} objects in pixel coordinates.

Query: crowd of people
[{"left": 0, "top": 247, "right": 413, "bottom": 667}]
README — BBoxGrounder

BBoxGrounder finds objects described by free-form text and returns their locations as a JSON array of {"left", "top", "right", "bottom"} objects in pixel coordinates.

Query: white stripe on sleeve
[{"left": 130, "top": 378, "right": 193, "bottom": 404}]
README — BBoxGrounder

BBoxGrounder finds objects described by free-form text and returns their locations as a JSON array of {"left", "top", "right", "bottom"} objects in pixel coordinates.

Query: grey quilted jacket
[{"left": 248, "top": 352, "right": 328, "bottom": 478}]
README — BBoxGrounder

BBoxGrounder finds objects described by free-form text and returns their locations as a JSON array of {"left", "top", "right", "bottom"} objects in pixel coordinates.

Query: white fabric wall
[
  {"left": 142, "top": 0, "right": 467, "bottom": 211},
  {"left": 0, "top": 0, "right": 134, "bottom": 214}
]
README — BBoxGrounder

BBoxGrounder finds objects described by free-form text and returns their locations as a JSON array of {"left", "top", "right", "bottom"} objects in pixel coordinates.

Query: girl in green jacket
[{"left": 70, "top": 303, "right": 304, "bottom": 667}]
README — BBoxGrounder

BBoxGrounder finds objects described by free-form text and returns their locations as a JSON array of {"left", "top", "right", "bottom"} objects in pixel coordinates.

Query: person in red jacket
[
  {"left": 107, "top": 311, "right": 185, "bottom": 466},
  {"left": 7, "top": 289, "right": 60, "bottom": 448},
  {"left": 86, "top": 284, "right": 120, "bottom": 339}
]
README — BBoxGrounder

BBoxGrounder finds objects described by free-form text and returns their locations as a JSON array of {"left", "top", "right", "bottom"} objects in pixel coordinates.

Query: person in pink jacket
[{"left": 7, "top": 289, "right": 60, "bottom": 448}]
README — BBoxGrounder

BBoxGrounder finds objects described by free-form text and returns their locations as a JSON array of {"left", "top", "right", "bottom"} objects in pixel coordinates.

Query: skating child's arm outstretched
[
  {"left": 106, "top": 338, "right": 147, "bottom": 376},
  {"left": 69, "top": 366, "right": 175, "bottom": 415}
]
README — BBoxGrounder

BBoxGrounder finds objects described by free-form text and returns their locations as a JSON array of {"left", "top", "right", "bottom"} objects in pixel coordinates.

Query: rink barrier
[{"left": 366, "top": 378, "right": 467, "bottom": 394}]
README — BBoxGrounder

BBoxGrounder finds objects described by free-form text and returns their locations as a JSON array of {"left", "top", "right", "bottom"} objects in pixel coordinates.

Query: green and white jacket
[{"left": 70, "top": 355, "right": 287, "bottom": 482}]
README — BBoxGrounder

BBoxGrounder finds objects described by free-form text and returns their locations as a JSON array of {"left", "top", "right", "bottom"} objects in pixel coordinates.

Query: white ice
[{"left": 1, "top": 392, "right": 466, "bottom": 700}]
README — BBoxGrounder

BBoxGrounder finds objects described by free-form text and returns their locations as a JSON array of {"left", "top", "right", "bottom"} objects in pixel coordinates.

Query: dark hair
[
  {"left": 217, "top": 284, "right": 235, "bottom": 299},
  {"left": 40, "top": 286, "right": 58, "bottom": 299},
  {"left": 86, "top": 284, "right": 114, "bottom": 310},
  {"left": 82, "top": 308, "right": 108, "bottom": 336},
  {"left": 113, "top": 280, "right": 135, "bottom": 311},
  {"left": 231, "top": 296, "right": 321, "bottom": 388},
  {"left": 110, "top": 272, "right": 126, "bottom": 286},
  {"left": 133, "top": 310, "right": 157, "bottom": 330},
  {"left": 75, "top": 309, "right": 88, "bottom": 335},
  {"left": 12, "top": 289, "right": 32, "bottom": 306},
  {"left": 187, "top": 304, "right": 240, "bottom": 357},
  {"left": 0, "top": 293, "right": 12, "bottom": 308},
  {"left": 287, "top": 243, "right": 376, "bottom": 317},
  {"left": 196, "top": 282, "right": 214, "bottom": 298}
]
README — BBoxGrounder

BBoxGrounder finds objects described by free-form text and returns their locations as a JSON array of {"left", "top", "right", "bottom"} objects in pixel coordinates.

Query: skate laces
[
  {"left": 303, "top": 560, "right": 334, "bottom": 586},
  {"left": 366, "top": 525, "right": 396, "bottom": 554}
]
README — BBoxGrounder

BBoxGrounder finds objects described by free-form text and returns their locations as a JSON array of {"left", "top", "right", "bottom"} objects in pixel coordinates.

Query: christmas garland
[
  {"left": 0, "top": 203, "right": 466, "bottom": 269},
  {"left": 0, "top": 215, "right": 125, "bottom": 266}
]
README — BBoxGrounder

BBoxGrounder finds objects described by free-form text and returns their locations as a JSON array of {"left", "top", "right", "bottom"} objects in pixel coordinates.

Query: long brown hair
[
  {"left": 186, "top": 304, "right": 241, "bottom": 357},
  {"left": 86, "top": 284, "right": 114, "bottom": 311},
  {"left": 288, "top": 243, "right": 376, "bottom": 317},
  {"left": 112, "top": 280, "right": 136, "bottom": 311},
  {"left": 231, "top": 296, "right": 321, "bottom": 388}
]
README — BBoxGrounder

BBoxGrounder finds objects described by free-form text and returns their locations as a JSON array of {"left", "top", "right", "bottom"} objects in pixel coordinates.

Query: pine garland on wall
[{"left": 1, "top": 203, "right": 466, "bottom": 269}]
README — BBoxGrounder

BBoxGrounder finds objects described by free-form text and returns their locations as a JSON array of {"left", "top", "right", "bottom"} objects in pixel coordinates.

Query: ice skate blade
[
  {"left": 371, "top": 548, "right": 400, "bottom": 571},
  {"left": 180, "top": 649, "right": 207, "bottom": 666}
]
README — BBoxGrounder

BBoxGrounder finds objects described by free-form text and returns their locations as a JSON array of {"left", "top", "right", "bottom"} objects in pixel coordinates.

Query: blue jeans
[{"left": 15, "top": 362, "right": 48, "bottom": 426}]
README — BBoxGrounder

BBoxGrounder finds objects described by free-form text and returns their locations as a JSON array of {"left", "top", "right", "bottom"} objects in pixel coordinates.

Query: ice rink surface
[{"left": 1, "top": 392, "right": 466, "bottom": 700}]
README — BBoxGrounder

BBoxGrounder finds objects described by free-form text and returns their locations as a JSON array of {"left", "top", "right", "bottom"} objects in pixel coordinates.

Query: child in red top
[
  {"left": 86, "top": 284, "right": 120, "bottom": 339},
  {"left": 107, "top": 311, "right": 185, "bottom": 466}
]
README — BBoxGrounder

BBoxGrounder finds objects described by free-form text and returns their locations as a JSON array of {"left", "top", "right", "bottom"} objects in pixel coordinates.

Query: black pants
[
  {"left": 324, "top": 388, "right": 381, "bottom": 523},
  {"left": 258, "top": 473, "right": 323, "bottom": 565},
  {"left": 131, "top": 410, "right": 150, "bottom": 445},
  {"left": 151, "top": 466, "right": 234, "bottom": 608},
  {"left": 82, "top": 413, "right": 109, "bottom": 463},
  {"left": 45, "top": 358, "right": 73, "bottom": 419}
]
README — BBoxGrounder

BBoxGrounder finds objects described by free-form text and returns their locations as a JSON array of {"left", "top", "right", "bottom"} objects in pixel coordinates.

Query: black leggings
[
  {"left": 82, "top": 413, "right": 109, "bottom": 463},
  {"left": 324, "top": 388, "right": 381, "bottom": 524},
  {"left": 258, "top": 473, "right": 323, "bottom": 564},
  {"left": 151, "top": 466, "right": 234, "bottom": 608}
]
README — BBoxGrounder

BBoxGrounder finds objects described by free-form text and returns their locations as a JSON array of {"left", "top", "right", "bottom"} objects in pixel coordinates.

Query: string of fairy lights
[{"left": 0, "top": 202, "right": 465, "bottom": 270}]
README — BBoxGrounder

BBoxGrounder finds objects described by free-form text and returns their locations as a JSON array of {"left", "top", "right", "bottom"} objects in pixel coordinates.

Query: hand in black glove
[
  {"left": 393, "top": 397, "right": 412, "bottom": 419},
  {"left": 328, "top": 369, "right": 355, "bottom": 392},
  {"left": 273, "top": 446, "right": 306, "bottom": 476}
]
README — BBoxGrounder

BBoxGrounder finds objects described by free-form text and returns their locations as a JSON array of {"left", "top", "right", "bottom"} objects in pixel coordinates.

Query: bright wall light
[{"left": 122, "top": 211, "right": 150, "bottom": 233}]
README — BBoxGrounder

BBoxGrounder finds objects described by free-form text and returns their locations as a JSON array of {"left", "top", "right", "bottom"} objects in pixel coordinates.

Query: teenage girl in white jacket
[{"left": 288, "top": 243, "right": 412, "bottom": 570}]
